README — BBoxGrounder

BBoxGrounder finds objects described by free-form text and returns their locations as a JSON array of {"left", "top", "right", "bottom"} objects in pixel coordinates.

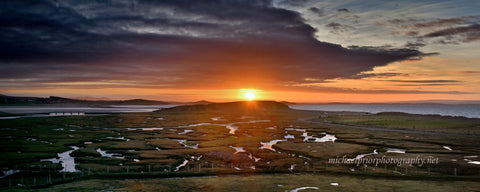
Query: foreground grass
[
  {"left": 3, "top": 174, "right": 479, "bottom": 192},
  {"left": 1, "top": 109, "right": 480, "bottom": 190}
]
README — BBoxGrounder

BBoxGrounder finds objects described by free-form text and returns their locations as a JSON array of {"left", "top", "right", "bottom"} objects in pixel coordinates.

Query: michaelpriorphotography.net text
[{"left": 329, "top": 155, "right": 439, "bottom": 166}]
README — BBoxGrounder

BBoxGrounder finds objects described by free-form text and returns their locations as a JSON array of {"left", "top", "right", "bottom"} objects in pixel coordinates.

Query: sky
[{"left": 0, "top": 0, "right": 479, "bottom": 102}]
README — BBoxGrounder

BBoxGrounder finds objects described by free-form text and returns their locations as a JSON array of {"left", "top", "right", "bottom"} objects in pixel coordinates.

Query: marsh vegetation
[{"left": 1, "top": 102, "right": 479, "bottom": 191}]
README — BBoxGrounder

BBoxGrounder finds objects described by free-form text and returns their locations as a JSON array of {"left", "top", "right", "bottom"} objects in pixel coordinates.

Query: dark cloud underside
[
  {"left": 424, "top": 24, "right": 480, "bottom": 43},
  {"left": 381, "top": 16, "right": 480, "bottom": 46},
  {"left": 0, "top": 0, "right": 425, "bottom": 89}
]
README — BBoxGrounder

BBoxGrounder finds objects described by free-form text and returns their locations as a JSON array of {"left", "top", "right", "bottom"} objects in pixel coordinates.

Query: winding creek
[{"left": 41, "top": 146, "right": 80, "bottom": 172}]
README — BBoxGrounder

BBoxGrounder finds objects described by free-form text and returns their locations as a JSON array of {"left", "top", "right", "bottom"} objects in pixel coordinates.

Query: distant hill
[
  {"left": 72, "top": 96, "right": 113, "bottom": 101},
  {"left": 0, "top": 94, "right": 170, "bottom": 105},
  {"left": 158, "top": 100, "right": 290, "bottom": 112},
  {"left": 186, "top": 100, "right": 213, "bottom": 105},
  {"left": 280, "top": 101, "right": 297, "bottom": 105},
  {"left": 107, "top": 99, "right": 171, "bottom": 105}
]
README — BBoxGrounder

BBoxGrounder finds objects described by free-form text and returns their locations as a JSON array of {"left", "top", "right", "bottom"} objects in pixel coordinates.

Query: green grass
[
  {"left": 1, "top": 110, "right": 480, "bottom": 190},
  {"left": 4, "top": 174, "right": 479, "bottom": 192},
  {"left": 275, "top": 141, "right": 371, "bottom": 159},
  {"left": 0, "top": 112, "right": 24, "bottom": 117}
]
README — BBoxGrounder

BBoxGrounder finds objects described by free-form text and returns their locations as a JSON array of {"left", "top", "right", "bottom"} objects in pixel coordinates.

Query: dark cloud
[
  {"left": 378, "top": 79, "right": 464, "bottom": 88},
  {"left": 387, "top": 80, "right": 461, "bottom": 83},
  {"left": 424, "top": 24, "right": 480, "bottom": 37},
  {"left": 277, "top": 0, "right": 310, "bottom": 7},
  {"left": 413, "top": 16, "right": 479, "bottom": 28},
  {"left": 347, "top": 45, "right": 433, "bottom": 59},
  {"left": 384, "top": 16, "right": 477, "bottom": 28},
  {"left": 0, "top": 0, "right": 426, "bottom": 90},
  {"left": 293, "top": 85, "right": 470, "bottom": 94},
  {"left": 381, "top": 16, "right": 479, "bottom": 45},
  {"left": 325, "top": 22, "right": 354, "bottom": 33},
  {"left": 404, "top": 41, "right": 426, "bottom": 49},
  {"left": 457, "top": 71, "right": 480, "bottom": 74},
  {"left": 423, "top": 24, "right": 480, "bottom": 43},
  {"left": 337, "top": 8, "right": 350, "bottom": 13},
  {"left": 395, "top": 83, "right": 459, "bottom": 87},
  {"left": 349, "top": 73, "right": 405, "bottom": 79},
  {"left": 308, "top": 7, "right": 325, "bottom": 17},
  {"left": 386, "top": 18, "right": 409, "bottom": 25}
]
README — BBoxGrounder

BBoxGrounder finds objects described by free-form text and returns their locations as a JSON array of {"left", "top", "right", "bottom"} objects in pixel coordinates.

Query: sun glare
[{"left": 244, "top": 91, "right": 256, "bottom": 100}]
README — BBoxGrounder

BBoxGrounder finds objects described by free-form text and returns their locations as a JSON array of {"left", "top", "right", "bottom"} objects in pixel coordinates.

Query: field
[
  {"left": 1, "top": 102, "right": 480, "bottom": 191},
  {"left": 6, "top": 174, "right": 480, "bottom": 192}
]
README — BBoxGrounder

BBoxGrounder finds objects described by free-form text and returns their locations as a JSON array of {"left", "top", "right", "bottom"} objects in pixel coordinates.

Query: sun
[
  {"left": 239, "top": 89, "right": 259, "bottom": 101},
  {"left": 245, "top": 91, "right": 256, "bottom": 100}
]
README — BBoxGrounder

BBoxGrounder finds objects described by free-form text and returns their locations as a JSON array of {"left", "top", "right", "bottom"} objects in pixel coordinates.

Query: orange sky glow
[{"left": 1, "top": 1, "right": 479, "bottom": 103}]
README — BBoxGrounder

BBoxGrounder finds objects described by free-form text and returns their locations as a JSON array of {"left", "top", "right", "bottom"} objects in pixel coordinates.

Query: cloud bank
[{"left": 0, "top": 0, "right": 426, "bottom": 90}]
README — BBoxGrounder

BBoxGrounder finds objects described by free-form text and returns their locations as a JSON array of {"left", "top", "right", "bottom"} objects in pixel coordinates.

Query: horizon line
[{"left": 2, "top": 94, "right": 480, "bottom": 105}]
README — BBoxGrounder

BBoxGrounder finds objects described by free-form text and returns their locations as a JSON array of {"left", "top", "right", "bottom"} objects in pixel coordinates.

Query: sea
[
  {"left": 0, "top": 105, "right": 178, "bottom": 119},
  {"left": 289, "top": 104, "right": 480, "bottom": 119}
]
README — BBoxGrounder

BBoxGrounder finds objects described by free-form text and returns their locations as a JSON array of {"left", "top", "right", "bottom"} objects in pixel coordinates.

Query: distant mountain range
[
  {"left": 2, "top": 94, "right": 479, "bottom": 105},
  {"left": 0, "top": 94, "right": 211, "bottom": 105}
]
